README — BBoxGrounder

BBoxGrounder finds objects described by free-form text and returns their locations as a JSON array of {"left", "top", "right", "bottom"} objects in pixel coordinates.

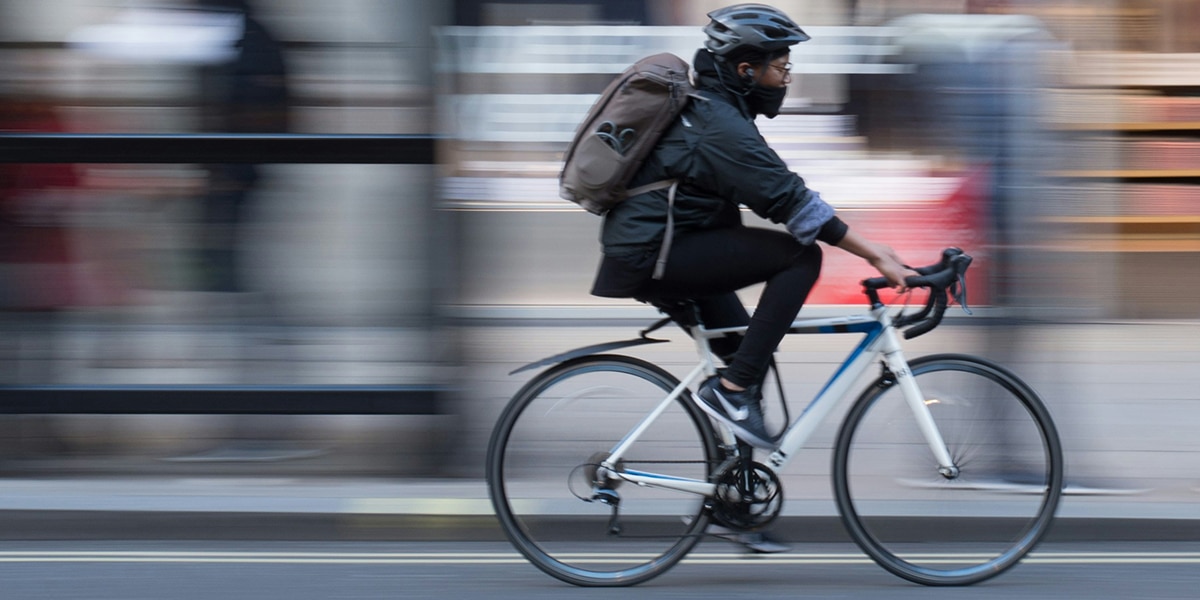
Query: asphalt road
[{"left": 0, "top": 540, "right": 1196, "bottom": 600}]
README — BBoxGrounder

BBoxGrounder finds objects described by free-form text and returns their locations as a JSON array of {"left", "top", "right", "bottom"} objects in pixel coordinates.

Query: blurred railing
[
  {"left": 434, "top": 25, "right": 916, "bottom": 215},
  {"left": 436, "top": 25, "right": 910, "bottom": 145},
  {"left": 435, "top": 25, "right": 909, "bottom": 75},
  {"left": 0, "top": 133, "right": 436, "bottom": 164},
  {"left": 0, "top": 132, "right": 444, "bottom": 415}
]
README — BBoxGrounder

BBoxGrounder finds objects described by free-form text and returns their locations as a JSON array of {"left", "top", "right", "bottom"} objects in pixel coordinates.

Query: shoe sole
[
  {"left": 692, "top": 392, "right": 776, "bottom": 450},
  {"left": 680, "top": 517, "right": 791, "bottom": 554}
]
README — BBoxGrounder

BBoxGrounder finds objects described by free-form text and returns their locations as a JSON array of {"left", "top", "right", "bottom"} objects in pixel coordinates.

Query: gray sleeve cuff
[{"left": 783, "top": 190, "right": 837, "bottom": 246}]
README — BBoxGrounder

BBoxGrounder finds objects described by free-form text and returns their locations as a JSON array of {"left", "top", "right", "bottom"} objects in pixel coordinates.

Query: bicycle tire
[
  {"left": 832, "top": 353, "right": 1063, "bottom": 586},
  {"left": 487, "top": 354, "right": 720, "bottom": 587}
]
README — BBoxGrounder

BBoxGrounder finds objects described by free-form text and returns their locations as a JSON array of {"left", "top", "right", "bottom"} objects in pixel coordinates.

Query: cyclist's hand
[
  {"left": 868, "top": 244, "right": 918, "bottom": 291},
  {"left": 833, "top": 230, "right": 918, "bottom": 290}
]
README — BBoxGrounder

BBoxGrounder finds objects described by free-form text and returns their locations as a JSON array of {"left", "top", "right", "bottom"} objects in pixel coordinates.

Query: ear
[{"left": 737, "top": 62, "right": 754, "bottom": 79}]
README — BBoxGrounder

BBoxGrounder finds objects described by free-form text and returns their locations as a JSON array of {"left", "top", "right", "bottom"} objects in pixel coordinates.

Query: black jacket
[{"left": 591, "top": 49, "right": 846, "bottom": 298}]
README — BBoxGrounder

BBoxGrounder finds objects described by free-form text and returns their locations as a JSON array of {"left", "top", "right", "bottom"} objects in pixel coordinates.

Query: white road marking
[{"left": 0, "top": 551, "right": 1195, "bottom": 565}]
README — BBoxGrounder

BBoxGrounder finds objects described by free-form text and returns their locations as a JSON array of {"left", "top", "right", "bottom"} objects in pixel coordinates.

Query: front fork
[{"left": 880, "top": 349, "right": 959, "bottom": 478}]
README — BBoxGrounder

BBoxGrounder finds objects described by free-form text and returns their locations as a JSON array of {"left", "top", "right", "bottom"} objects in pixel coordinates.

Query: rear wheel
[
  {"left": 487, "top": 355, "right": 720, "bottom": 586},
  {"left": 833, "top": 353, "right": 1063, "bottom": 585}
]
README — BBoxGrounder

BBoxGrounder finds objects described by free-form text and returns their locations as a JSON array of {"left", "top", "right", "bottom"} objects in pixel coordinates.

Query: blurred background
[{"left": 0, "top": 0, "right": 1198, "bottom": 495}]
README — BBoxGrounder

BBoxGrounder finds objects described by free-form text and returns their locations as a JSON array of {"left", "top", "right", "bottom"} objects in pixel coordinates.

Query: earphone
[{"left": 745, "top": 68, "right": 755, "bottom": 77}]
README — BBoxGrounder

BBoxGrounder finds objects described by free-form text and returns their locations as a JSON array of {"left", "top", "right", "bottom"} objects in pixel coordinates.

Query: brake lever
[
  {"left": 948, "top": 253, "right": 973, "bottom": 315},
  {"left": 950, "top": 272, "right": 973, "bottom": 315}
]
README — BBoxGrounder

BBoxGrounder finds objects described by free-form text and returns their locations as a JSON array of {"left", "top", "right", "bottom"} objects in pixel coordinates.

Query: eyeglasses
[{"left": 768, "top": 62, "right": 793, "bottom": 76}]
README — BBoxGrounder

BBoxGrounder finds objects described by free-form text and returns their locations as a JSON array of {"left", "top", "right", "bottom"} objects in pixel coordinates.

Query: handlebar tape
[{"left": 859, "top": 248, "right": 971, "bottom": 339}]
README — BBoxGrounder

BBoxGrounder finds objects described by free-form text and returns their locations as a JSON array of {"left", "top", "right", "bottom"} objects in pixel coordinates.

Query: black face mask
[{"left": 747, "top": 83, "right": 787, "bottom": 119}]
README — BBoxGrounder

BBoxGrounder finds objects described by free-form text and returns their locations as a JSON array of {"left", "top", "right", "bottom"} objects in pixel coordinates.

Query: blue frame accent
[
  {"left": 805, "top": 321, "right": 885, "bottom": 406},
  {"left": 621, "top": 469, "right": 700, "bottom": 483}
]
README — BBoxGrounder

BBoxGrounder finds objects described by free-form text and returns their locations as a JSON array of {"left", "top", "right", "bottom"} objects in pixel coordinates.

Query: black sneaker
[
  {"left": 681, "top": 516, "right": 791, "bottom": 554},
  {"left": 693, "top": 375, "right": 776, "bottom": 449},
  {"left": 716, "top": 529, "right": 792, "bottom": 554}
]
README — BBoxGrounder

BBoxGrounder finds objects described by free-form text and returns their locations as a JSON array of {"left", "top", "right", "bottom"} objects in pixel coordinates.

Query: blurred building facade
[
  {"left": 0, "top": 0, "right": 455, "bottom": 472},
  {"left": 1, "top": 0, "right": 1199, "bottom": 476}
]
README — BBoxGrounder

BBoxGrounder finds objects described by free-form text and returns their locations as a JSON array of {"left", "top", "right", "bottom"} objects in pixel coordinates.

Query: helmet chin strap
[{"left": 712, "top": 54, "right": 755, "bottom": 97}]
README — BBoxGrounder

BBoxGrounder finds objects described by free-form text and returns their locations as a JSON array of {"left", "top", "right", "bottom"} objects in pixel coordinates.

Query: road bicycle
[{"left": 486, "top": 248, "right": 1063, "bottom": 587}]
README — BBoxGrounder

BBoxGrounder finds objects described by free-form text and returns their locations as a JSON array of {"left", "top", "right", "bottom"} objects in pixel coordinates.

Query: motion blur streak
[{"left": 0, "top": 1, "right": 1198, "bottom": 502}]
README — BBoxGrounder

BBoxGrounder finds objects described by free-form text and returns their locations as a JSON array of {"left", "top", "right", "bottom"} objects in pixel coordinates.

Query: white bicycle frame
[{"left": 601, "top": 303, "right": 957, "bottom": 497}]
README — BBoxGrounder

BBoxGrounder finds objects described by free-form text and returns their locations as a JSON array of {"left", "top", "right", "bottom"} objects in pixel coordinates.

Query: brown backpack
[
  {"left": 559, "top": 53, "right": 697, "bottom": 214},
  {"left": 559, "top": 53, "right": 699, "bottom": 278}
]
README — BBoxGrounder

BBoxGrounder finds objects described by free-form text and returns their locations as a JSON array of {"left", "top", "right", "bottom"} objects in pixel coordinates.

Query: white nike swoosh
[{"left": 713, "top": 388, "right": 749, "bottom": 421}]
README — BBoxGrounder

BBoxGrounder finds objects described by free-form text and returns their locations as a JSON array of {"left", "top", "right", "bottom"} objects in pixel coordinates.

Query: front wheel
[
  {"left": 486, "top": 355, "right": 720, "bottom": 587},
  {"left": 832, "top": 353, "right": 1063, "bottom": 586}
]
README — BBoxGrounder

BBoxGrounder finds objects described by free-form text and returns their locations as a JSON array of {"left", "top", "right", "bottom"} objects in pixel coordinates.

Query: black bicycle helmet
[{"left": 703, "top": 4, "right": 810, "bottom": 57}]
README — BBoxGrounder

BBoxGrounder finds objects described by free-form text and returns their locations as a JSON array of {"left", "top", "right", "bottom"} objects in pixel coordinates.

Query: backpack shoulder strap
[
  {"left": 623, "top": 178, "right": 679, "bottom": 281},
  {"left": 625, "top": 178, "right": 676, "bottom": 198}
]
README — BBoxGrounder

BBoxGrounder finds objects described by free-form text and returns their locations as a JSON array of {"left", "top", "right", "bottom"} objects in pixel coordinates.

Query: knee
[
  {"left": 791, "top": 242, "right": 823, "bottom": 270},
  {"left": 774, "top": 243, "right": 822, "bottom": 289}
]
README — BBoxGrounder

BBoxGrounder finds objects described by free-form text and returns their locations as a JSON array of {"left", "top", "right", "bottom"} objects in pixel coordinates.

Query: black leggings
[{"left": 636, "top": 226, "right": 823, "bottom": 389}]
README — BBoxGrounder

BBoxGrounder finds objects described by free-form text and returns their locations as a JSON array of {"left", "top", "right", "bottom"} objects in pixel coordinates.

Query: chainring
[{"left": 710, "top": 460, "right": 784, "bottom": 531}]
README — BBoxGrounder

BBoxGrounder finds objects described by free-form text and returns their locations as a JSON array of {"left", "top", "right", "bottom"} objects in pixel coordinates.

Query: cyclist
[{"left": 590, "top": 4, "right": 915, "bottom": 449}]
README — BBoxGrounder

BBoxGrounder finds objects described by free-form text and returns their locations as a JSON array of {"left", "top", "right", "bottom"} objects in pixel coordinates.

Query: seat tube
[{"left": 879, "top": 330, "right": 957, "bottom": 472}]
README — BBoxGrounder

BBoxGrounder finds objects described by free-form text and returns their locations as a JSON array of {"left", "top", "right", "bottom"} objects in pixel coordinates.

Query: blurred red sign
[{"left": 807, "top": 168, "right": 991, "bottom": 306}]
